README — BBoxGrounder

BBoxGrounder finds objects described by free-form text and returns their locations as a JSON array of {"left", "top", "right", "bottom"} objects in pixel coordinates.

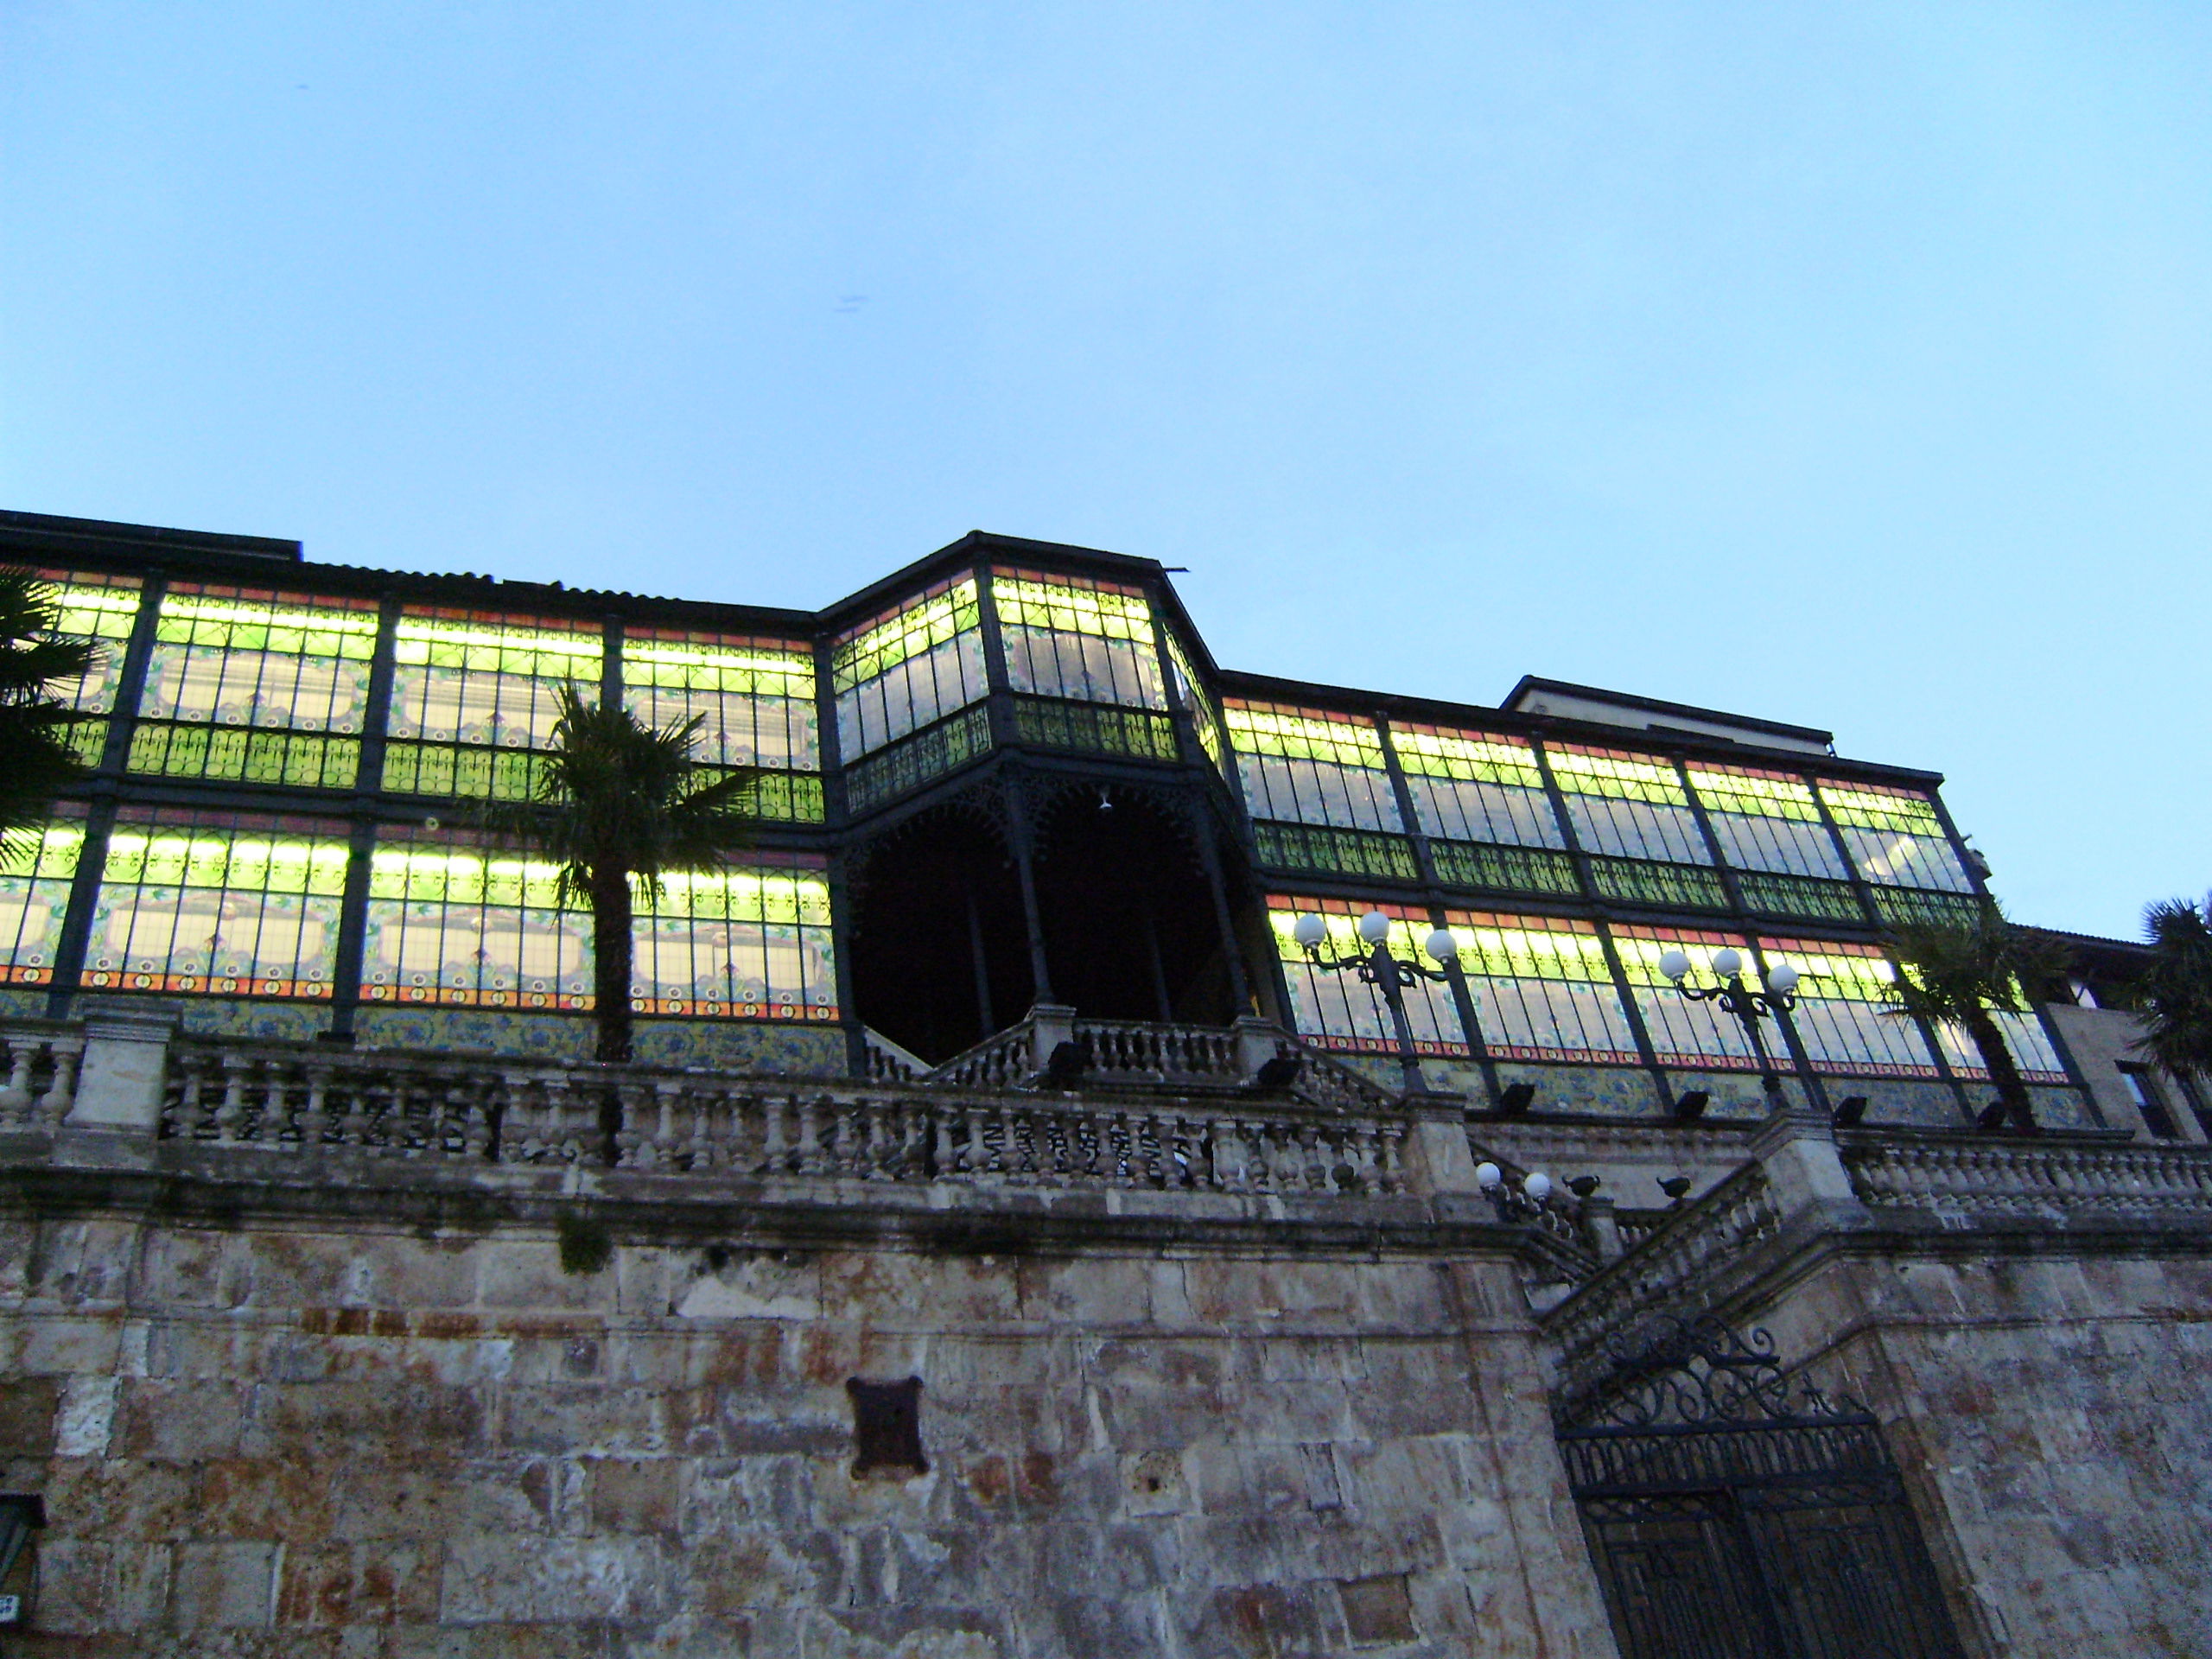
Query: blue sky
[{"left": 4, "top": 3, "right": 2205, "bottom": 939}]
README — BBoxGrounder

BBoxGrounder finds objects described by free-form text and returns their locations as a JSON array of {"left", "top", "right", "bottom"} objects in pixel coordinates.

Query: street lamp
[
  {"left": 1293, "top": 910, "right": 1459, "bottom": 1095},
  {"left": 1657, "top": 946, "right": 1801, "bottom": 1097}
]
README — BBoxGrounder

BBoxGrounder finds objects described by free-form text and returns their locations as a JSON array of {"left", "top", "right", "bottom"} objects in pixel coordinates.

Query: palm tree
[
  {"left": 490, "top": 683, "right": 759, "bottom": 1065},
  {"left": 1881, "top": 903, "right": 2069, "bottom": 1132},
  {"left": 2136, "top": 898, "right": 2212, "bottom": 1084},
  {"left": 0, "top": 568, "right": 100, "bottom": 868}
]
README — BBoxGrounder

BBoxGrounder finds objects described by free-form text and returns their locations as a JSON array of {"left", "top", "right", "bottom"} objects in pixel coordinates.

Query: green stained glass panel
[
  {"left": 1250, "top": 822, "right": 1418, "bottom": 882},
  {"left": 1588, "top": 857, "right": 1728, "bottom": 909},
  {"left": 383, "top": 741, "right": 548, "bottom": 802},
  {"left": 128, "top": 723, "right": 359, "bottom": 790},
  {"left": 1430, "top": 840, "right": 1580, "bottom": 896},
  {"left": 1009, "top": 696, "right": 1176, "bottom": 760}
]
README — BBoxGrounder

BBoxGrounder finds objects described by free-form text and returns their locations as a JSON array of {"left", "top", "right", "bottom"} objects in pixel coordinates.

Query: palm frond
[
  {"left": 2137, "top": 898, "right": 2212, "bottom": 1078},
  {"left": 469, "top": 682, "right": 761, "bottom": 1063},
  {"left": 0, "top": 569, "right": 99, "bottom": 859}
]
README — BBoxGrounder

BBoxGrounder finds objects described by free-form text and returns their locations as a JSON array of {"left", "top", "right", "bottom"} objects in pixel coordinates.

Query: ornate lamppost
[
  {"left": 1291, "top": 910, "right": 1459, "bottom": 1095},
  {"left": 1657, "top": 945, "right": 1802, "bottom": 1097}
]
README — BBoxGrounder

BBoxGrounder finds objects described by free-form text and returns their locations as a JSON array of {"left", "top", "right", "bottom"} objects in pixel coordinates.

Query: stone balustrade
[
  {"left": 1072, "top": 1019, "right": 1243, "bottom": 1080},
  {"left": 156, "top": 1037, "right": 1412, "bottom": 1198},
  {"left": 929, "top": 1024, "right": 1035, "bottom": 1090},
  {"left": 1841, "top": 1132, "right": 2212, "bottom": 1219},
  {"left": 0, "top": 1022, "right": 81, "bottom": 1131},
  {"left": 1544, "top": 1160, "right": 1786, "bottom": 1388}
]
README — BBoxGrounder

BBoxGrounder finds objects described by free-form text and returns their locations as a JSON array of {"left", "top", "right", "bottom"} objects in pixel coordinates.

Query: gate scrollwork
[{"left": 1560, "top": 1313, "right": 1867, "bottom": 1433}]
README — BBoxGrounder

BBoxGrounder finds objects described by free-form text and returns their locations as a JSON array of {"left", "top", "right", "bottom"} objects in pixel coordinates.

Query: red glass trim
[
  {"left": 111, "top": 804, "right": 353, "bottom": 838},
  {"left": 989, "top": 564, "right": 1147, "bottom": 599},
  {"left": 165, "top": 582, "right": 379, "bottom": 613},
  {"left": 831, "top": 570, "right": 979, "bottom": 645}
]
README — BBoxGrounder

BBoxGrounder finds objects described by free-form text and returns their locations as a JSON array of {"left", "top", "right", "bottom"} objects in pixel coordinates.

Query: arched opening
[
  {"left": 1033, "top": 785, "right": 1236, "bottom": 1026},
  {"left": 849, "top": 805, "right": 1033, "bottom": 1064}
]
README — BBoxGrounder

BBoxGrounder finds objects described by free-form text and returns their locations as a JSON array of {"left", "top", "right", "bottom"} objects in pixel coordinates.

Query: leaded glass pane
[
  {"left": 831, "top": 576, "right": 989, "bottom": 761},
  {"left": 992, "top": 569, "right": 1166, "bottom": 710},
  {"left": 83, "top": 815, "right": 348, "bottom": 999},
  {"left": 622, "top": 630, "right": 822, "bottom": 823},
  {"left": 1818, "top": 781, "right": 1973, "bottom": 893},
  {"left": 1161, "top": 625, "right": 1224, "bottom": 774},
  {"left": 621, "top": 630, "right": 819, "bottom": 770},
  {"left": 1545, "top": 744, "right": 1713, "bottom": 864},
  {"left": 1687, "top": 764, "right": 1847, "bottom": 879},
  {"left": 389, "top": 609, "right": 603, "bottom": 747},
  {"left": 1935, "top": 1009, "right": 2070, "bottom": 1085},
  {"left": 1268, "top": 897, "right": 1465, "bottom": 1055},
  {"left": 1757, "top": 937, "right": 1940, "bottom": 1077},
  {"left": 1225, "top": 702, "right": 1403, "bottom": 831},
  {"left": 37, "top": 570, "right": 142, "bottom": 764},
  {"left": 1434, "top": 912, "right": 1640, "bottom": 1065},
  {"left": 385, "top": 609, "right": 603, "bottom": 800},
  {"left": 1612, "top": 927, "right": 1762, "bottom": 1069},
  {"left": 361, "top": 832, "right": 592, "bottom": 1011},
  {"left": 843, "top": 705, "right": 993, "bottom": 817},
  {"left": 1394, "top": 725, "right": 1566, "bottom": 849},
  {"left": 137, "top": 586, "right": 378, "bottom": 731},
  {"left": 632, "top": 862, "right": 838, "bottom": 1021},
  {"left": 0, "top": 819, "right": 85, "bottom": 988}
]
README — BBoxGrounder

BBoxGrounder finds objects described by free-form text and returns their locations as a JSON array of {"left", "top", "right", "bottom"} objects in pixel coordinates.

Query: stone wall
[
  {"left": 1745, "top": 1244, "right": 2212, "bottom": 1658},
  {"left": 0, "top": 1211, "right": 1621, "bottom": 1658}
]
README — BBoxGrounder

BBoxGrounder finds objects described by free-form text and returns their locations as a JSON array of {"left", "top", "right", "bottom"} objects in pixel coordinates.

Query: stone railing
[
  {"left": 0, "top": 1022, "right": 81, "bottom": 1132},
  {"left": 1073, "top": 1020, "right": 1242, "bottom": 1081},
  {"left": 1841, "top": 1133, "right": 2212, "bottom": 1220},
  {"left": 929, "top": 1024, "right": 1036, "bottom": 1090},
  {"left": 158, "top": 1039, "right": 1413, "bottom": 1198},
  {"left": 860, "top": 1027, "right": 928, "bottom": 1085},
  {"left": 1544, "top": 1160, "right": 1785, "bottom": 1382},
  {"left": 921, "top": 1008, "right": 1400, "bottom": 1114},
  {"left": 1610, "top": 1208, "right": 1674, "bottom": 1254}
]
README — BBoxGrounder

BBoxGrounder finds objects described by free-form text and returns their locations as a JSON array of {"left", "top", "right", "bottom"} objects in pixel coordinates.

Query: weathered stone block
[
  {"left": 169, "top": 1539, "right": 281, "bottom": 1629},
  {"left": 439, "top": 1533, "right": 671, "bottom": 1624}
]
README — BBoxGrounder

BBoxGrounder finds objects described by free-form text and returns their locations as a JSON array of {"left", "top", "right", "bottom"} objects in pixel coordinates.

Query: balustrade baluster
[
  {"left": 40, "top": 1040, "right": 79, "bottom": 1128},
  {"left": 0, "top": 1042, "right": 34, "bottom": 1125},
  {"left": 212, "top": 1058, "right": 247, "bottom": 1144}
]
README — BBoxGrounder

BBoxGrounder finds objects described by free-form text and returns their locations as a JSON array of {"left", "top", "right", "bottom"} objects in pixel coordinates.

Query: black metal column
[{"left": 325, "top": 594, "right": 402, "bottom": 1041}]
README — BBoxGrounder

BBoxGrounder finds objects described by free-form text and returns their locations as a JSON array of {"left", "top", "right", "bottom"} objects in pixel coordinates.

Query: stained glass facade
[
  {"left": 622, "top": 629, "right": 823, "bottom": 823},
  {"left": 81, "top": 813, "right": 349, "bottom": 999},
  {"left": 1161, "top": 626, "right": 1224, "bottom": 775},
  {"left": 1612, "top": 927, "right": 1764, "bottom": 1069},
  {"left": 130, "top": 585, "right": 378, "bottom": 789},
  {"left": 831, "top": 576, "right": 988, "bottom": 761},
  {"left": 1818, "top": 781, "right": 1974, "bottom": 893},
  {"left": 8, "top": 512, "right": 2066, "bottom": 1104},
  {"left": 1547, "top": 746, "right": 1712, "bottom": 864},
  {"left": 361, "top": 831, "right": 592, "bottom": 1011},
  {"left": 1395, "top": 725, "right": 1564, "bottom": 848},
  {"left": 39, "top": 570, "right": 142, "bottom": 764},
  {"left": 992, "top": 569, "right": 1166, "bottom": 710},
  {"left": 1688, "top": 766, "right": 1848, "bottom": 879},
  {"left": 0, "top": 818, "right": 85, "bottom": 987},
  {"left": 1226, "top": 702, "right": 1402, "bottom": 830},
  {"left": 1758, "top": 937, "right": 1941, "bottom": 1078},
  {"left": 633, "top": 861, "right": 837, "bottom": 1021},
  {"left": 1268, "top": 897, "right": 1464, "bottom": 1055},
  {"left": 1442, "top": 912, "right": 1641, "bottom": 1065},
  {"left": 384, "top": 608, "right": 603, "bottom": 800}
]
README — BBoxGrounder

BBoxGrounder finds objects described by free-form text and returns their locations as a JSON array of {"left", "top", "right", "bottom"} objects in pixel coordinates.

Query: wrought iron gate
[{"left": 1554, "top": 1316, "right": 1968, "bottom": 1659}]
